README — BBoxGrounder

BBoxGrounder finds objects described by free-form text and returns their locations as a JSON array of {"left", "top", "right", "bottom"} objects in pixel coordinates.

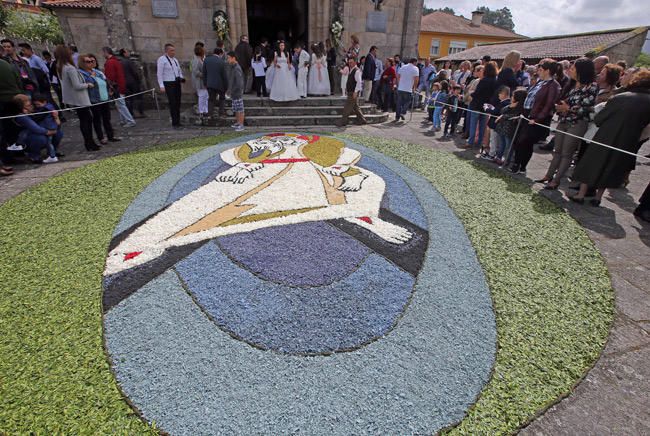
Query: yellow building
[{"left": 418, "top": 10, "right": 525, "bottom": 61}]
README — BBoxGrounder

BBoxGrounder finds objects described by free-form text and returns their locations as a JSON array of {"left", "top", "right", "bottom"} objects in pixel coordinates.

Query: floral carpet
[{"left": 0, "top": 133, "right": 613, "bottom": 434}]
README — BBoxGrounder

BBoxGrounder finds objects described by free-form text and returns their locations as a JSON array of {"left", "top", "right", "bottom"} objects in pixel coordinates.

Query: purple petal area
[
  {"left": 175, "top": 242, "right": 414, "bottom": 354},
  {"left": 216, "top": 221, "right": 370, "bottom": 287}
]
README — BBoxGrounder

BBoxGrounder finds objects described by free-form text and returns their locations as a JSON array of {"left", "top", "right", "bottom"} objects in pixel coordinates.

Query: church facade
[{"left": 45, "top": 0, "right": 423, "bottom": 89}]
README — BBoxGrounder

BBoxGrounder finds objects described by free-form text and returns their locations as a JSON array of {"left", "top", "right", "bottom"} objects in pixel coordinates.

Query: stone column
[
  {"left": 309, "top": 0, "right": 331, "bottom": 44},
  {"left": 239, "top": 0, "right": 248, "bottom": 39},
  {"left": 226, "top": 0, "right": 238, "bottom": 44},
  {"left": 322, "top": 0, "right": 331, "bottom": 44},
  {"left": 400, "top": 0, "right": 423, "bottom": 58},
  {"left": 102, "top": 0, "right": 136, "bottom": 52}
]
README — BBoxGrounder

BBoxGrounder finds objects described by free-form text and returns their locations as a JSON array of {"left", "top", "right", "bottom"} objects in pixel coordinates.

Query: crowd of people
[
  {"left": 181, "top": 36, "right": 342, "bottom": 129},
  {"left": 1, "top": 35, "right": 649, "bottom": 221},
  {"left": 0, "top": 39, "right": 148, "bottom": 176},
  {"left": 400, "top": 51, "right": 649, "bottom": 220}
]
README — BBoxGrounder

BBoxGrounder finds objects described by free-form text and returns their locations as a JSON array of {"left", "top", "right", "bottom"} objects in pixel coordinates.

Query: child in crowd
[
  {"left": 494, "top": 88, "right": 527, "bottom": 167},
  {"left": 482, "top": 86, "right": 511, "bottom": 159},
  {"left": 426, "top": 82, "right": 441, "bottom": 124},
  {"left": 13, "top": 94, "right": 62, "bottom": 164},
  {"left": 226, "top": 51, "right": 246, "bottom": 131},
  {"left": 251, "top": 47, "right": 268, "bottom": 97},
  {"left": 339, "top": 62, "right": 350, "bottom": 97},
  {"left": 32, "top": 93, "right": 63, "bottom": 161},
  {"left": 430, "top": 80, "right": 449, "bottom": 132},
  {"left": 443, "top": 85, "right": 462, "bottom": 138}
]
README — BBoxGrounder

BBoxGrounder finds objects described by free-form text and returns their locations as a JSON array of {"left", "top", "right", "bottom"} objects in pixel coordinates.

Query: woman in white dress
[
  {"left": 308, "top": 42, "right": 331, "bottom": 96},
  {"left": 269, "top": 41, "right": 299, "bottom": 102}
]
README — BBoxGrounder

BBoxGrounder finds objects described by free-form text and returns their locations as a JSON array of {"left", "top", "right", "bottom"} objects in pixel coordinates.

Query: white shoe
[
  {"left": 234, "top": 125, "right": 245, "bottom": 132},
  {"left": 231, "top": 122, "right": 240, "bottom": 128},
  {"left": 7, "top": 144, "right": 24, "bottom": 151},
  {"left": 43, "top": 156, "right": 59, "bottom": 164},
  {"left": 124, "top": 122, "right": 136, "bottom": 128}
]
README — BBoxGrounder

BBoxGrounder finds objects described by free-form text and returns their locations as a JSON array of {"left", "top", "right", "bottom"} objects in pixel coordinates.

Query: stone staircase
[{"left": 180, "top": 96, "right": 389, "bottom": 127}]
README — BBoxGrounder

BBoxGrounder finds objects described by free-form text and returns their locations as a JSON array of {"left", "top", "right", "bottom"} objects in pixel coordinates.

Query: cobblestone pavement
[{"left": 1, "top": 108, "right": 648, "bottom": 434}]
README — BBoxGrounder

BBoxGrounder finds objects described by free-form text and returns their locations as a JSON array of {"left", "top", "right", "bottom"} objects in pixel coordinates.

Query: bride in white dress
[
  {"left": 269, "top": 41, "right": 299, "bottom": 102},
  {"left": 308, "top": 43, "right": 331, "bottom": 96}
]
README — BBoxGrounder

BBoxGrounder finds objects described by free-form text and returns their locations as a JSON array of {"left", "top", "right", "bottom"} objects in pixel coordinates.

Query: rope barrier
[
  {"left": 417, "top": 91, "right": 650, "bottom": 161},
  {"left": 518, "top": 114, "right": 649, "bottom": 161},
  {"left": 3, "top": 85, "right": 648, "bottom": 162},
  {"left": 0, "top": 88, "right": 157, "bottom": 121}
]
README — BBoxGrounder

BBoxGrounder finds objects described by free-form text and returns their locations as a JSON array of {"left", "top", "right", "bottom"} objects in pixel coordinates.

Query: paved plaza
[{"left": 1, "top": 108, "right": 648, "bottom": 434}]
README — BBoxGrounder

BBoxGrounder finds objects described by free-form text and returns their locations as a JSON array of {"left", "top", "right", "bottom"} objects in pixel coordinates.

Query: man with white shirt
[
  {"left": 335, "top": 57, "right": 367, "bottom": 127},
  {"left": 157, "top": 43, "right": 185, "bottom": 128},
  {"left": 395, "top": 57, "right": 419, "bottom": 121}
]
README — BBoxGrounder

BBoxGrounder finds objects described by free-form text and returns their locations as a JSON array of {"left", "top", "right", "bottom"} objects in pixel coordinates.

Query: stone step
[
  {"left": 243, "top": 113, "right": 389, "bottom": 127},
  {"left": 181, "top": 111, "right": 389, "bottom": 127},
  {"left": 171, "top": 95, "right": 358, "bottom": 109},
  {"left": 239, "top": 96, "right": 352, "bottom": 107},
  {"left": 205, "top": 105, "right": 378, "bottom": 117}
]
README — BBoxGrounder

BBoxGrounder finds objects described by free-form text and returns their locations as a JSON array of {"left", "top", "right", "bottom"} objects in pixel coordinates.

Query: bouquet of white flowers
[
  {"left": 212, "top": 11, "right": 230, "bottom": 42},
  {"left": 330, "top": 20, "right": 344, "bottom": 48}
]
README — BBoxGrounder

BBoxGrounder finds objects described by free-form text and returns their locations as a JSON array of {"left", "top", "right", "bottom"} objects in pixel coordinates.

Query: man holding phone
[{"left": 157, "top": 43, "right": 186, "bottom": 128}]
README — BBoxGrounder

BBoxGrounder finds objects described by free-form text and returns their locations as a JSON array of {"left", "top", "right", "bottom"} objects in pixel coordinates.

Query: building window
[
  {"left": 430, "top": 39, "right": 440, "bottom": 56},
  {"left": 448, "top": 40, "right": 468, "bottom": 55}
]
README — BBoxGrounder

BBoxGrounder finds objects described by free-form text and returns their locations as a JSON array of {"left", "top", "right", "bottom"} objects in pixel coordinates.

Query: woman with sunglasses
[
  {"left": 55, "top": 44, "right": 99, "bottom": 151},
  {"left": 79, "top": 54, "right": 120, "bottom": 145}
]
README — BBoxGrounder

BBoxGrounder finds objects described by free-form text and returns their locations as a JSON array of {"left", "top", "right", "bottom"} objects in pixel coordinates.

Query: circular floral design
[
  {"left": 101, "top": 134, "right": 495, "bottom": 433},
  {"left": 0, "top": 133, "right": 613, "bottom": 435}
]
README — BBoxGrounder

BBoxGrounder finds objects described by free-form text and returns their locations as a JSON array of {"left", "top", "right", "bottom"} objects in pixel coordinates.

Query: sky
[{"left": 424, "top": 0, "right": 650, "bottom": 52}]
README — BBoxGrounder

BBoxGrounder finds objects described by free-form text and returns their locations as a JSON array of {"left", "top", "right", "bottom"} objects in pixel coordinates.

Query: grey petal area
[{"left": 103, "top": 135, "right": 497, "bottom": 435}]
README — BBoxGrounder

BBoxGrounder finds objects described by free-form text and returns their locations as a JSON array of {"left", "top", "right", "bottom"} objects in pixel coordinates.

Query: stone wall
[
  {"left": 55, "top": 8, "right": 108, "bottom": 59},
  {"left": 601, "top": 29, "right": 648, "bottom": 68},
  {"left": 51, "top": 0, "right": 424, "bottom": 92},
  {"left": 341, "top": 0, "right": 423, "bottom": 60}
]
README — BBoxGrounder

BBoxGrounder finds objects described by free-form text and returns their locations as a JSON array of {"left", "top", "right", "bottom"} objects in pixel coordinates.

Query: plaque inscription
[
  {"left": 152, "top": 0, "right": 178, "bottom": 18},
  {"left": 366, "top": 11, "right": 387, "bottom": 33}
]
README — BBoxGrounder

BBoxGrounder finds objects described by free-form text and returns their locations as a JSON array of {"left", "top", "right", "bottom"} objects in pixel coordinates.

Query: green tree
[
  {"left": 476, "top": 6, "right": 515, "bottom": 32},
  {"left": 0, "top": 5, "right": 11, "bottom": 33},
  {"left": 635, "top": 52, "right": 650, "bottom": 67},
  {"left": 4, "top": 10, "right": 64, "bottom": 45},
  {"left": 423, "top": 6, "right": 455, "bottom": 16}
]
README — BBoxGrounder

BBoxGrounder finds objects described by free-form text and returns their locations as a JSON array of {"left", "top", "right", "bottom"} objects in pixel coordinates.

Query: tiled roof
[
  {"left": 420, "top": 11, "right": 524, "bottom": 39},
  {"left": 42, "top": 0, "right": 101, "bottom": 8},
  {"left": 438, "top": 27, "right": 649, "bottom": 62}
]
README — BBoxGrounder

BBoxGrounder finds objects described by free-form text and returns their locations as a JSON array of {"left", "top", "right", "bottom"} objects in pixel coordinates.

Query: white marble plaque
[{"left": 152, "top": 0, "right": 178, "bottom": 18}]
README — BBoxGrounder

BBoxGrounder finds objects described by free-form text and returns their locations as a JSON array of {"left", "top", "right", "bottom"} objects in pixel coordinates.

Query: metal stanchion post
[
  {"left": 504, "top": 115, "right": 524, "bottom": 166},
  {"left": 153, "top": 89, "right": 161, "bottom": 121},
  {"left": 408, "top": 91, "right": 417, "bottom": 123}
]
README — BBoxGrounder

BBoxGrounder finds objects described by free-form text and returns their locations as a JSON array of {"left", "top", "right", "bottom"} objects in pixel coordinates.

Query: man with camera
[{"left": 157, "top": 43, "right": 186, "bottom": 128}]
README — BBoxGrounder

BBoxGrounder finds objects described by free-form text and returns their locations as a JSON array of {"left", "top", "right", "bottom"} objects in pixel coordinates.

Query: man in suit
[{"left": 203, "top": 47, "right": 229, "bottom": 120}]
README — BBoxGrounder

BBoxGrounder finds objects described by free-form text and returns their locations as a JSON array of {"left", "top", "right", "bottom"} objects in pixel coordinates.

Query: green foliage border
[{"left": 0, "top": 134, "right": 613, "bottom": 434}]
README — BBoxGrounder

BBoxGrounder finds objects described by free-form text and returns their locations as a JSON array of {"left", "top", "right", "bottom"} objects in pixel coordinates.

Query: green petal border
[{"left": 0, "top": 133, "right": 613, "bottom": 434}]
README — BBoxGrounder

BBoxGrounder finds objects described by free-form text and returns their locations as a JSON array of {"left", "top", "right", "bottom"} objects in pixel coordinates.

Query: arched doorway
[{"left": 246, "top": 0, "right": 309, "bottom": 48}]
